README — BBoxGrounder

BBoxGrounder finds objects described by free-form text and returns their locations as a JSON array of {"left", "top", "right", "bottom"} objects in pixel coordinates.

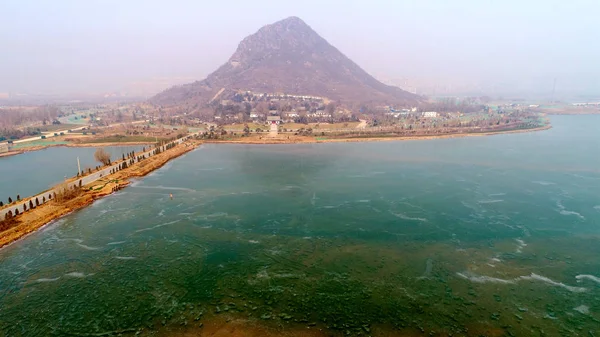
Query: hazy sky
[{"left": 1, "top": 0, "right": 599, "bottom": 98}]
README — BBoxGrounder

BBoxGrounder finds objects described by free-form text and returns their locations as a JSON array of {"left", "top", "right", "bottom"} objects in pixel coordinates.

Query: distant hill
[{"left": 151, "top": 16, "right": 420, "bottom": 108}]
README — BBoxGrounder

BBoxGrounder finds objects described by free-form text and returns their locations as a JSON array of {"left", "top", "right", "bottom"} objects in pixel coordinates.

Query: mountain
[{"left": 151, "top": 16, "right": 420, "bottom": 107}]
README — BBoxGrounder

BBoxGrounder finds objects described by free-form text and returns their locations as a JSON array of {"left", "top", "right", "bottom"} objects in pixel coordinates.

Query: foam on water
[
  {"left": 521, "top": 273, "right": 587, "bottom": 293},
  {"left": 55, "top": 237, "right": 83, "bottom": 243},
  {"left": 418, "top": 258, "right": 434, "bottom": 280},
  {"left": 134, "top": 219, "right": 182, "bottom": 233},
  {"left": 248, "top": 240, "right": 260, "bottom": 244},
  {"left": 115, "top": 256, "right": 136, "bottom": 260},
  {"left": 556, "top": 200, "right": 585, "bottom": 220},
  {"left": 457, "top": 272, "right": 515, "bottom": 284},
  {"left": 457, "top": 272, "right": 588, "bottom": 292},
  {"left": 35, "top": 277, "right": 61, "bottom": 283},
  {"left": 107, "top": 241, "right": 126, "bottom": 245},
  {"left": 559, "top": 210, "right": 585, "bottom": 219},
  {"left": 515, "top": 239, "right": 527, "bottom": 253},
  {"left": 573, "top": 305, "right": 590, "bottom": 314},
  {"left": 40, "top": 219, "right": 67, "bottom": 233},
  {"left": 389, "top": 211, "right": 427, "bottom": 222},
  {"left": 65, "top": 272, "right": 92, "bottom": 278},
  {"left": 532, "top": 181, "right": 555, "bottom": 186},
  {"left": 478, "top": 199, "right": 503, "bottom": 204},
  {"left": 575, "top": 274, "right": 600, "bottom": 284},
  {"left": 76, "top": 243, "right": 101, "bottom": 251}
]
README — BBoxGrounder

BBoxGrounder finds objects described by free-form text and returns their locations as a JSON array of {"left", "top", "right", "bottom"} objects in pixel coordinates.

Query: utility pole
[{"left": 77, "top": 157, "right": 81, "bottom": 174}]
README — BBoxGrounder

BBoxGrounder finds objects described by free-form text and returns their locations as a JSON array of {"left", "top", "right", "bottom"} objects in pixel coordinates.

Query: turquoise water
[
  {"left": 0, "top": 116, "right": 599, "bottom": 336},
  {"left": 0, "top": 146, "right": 143, "bottom": 200}
]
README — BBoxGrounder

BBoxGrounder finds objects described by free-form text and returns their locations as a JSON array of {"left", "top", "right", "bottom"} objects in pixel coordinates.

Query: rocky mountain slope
[{"left": 152, "top": 16, "right": 420, "bottom": 107}]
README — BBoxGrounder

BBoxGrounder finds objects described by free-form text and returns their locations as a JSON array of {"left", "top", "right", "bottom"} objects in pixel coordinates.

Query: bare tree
[
  {"left": 94, "top": 148, "right": 111, "bottom": 166},
  {"left": 52, "top": 182, "right": 82, "bottom": 203}
]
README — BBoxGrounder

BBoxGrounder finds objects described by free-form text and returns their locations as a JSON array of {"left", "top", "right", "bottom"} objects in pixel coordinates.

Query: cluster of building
[
  {"left": 248, "top": 109, "right": 335, "bottom": 122},
  {"left": 240, "top": 91, "right": 324, "bottom": 102},
  {"left": 572, "top": 102, "right": 600, "bottom": 107},
  {"left": 383, "top": 107, "right": 440, "bottom": 118}
]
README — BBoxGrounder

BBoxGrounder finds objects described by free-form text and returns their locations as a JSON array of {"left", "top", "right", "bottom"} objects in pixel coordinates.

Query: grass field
[
  {"left": 38, "top": 124, "right": 80, "bottom": 132},
  {"left": 11, "top": 139, "right": 69, "bottom": 149},
  {"left": 80, "top": 135, "right": 163, "bottom": 144}
]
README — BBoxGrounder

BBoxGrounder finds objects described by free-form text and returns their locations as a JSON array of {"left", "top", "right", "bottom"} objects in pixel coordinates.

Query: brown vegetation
[
  {"left": 52, "top": 182, "right": 83, "bottom": 203},
  {"left": 94, "top": 148, "right": 112, "bottom": 165}
]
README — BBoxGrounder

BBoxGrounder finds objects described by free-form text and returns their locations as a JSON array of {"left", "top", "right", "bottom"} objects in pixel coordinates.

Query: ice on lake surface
[{"left": 1, "top": 116, "right": 600, "bottom": 336}]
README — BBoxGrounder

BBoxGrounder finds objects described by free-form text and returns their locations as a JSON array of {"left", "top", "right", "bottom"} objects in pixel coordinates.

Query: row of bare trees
[
  {"left": 0, "top": 105, "right": 61, "bottom": 128},
  {"left": 2, "top": 182, "right": 82, "bottom": 223}
]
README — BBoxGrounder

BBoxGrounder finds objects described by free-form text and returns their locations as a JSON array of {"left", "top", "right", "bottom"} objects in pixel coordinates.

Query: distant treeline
[{"left": 0, "top": 105, "right": 61, "bottom": 130}]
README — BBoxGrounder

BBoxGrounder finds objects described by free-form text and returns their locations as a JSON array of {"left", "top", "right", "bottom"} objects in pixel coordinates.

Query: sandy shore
[
  {"left": 0, "top": 151, "right": 23, "bottom": 158},
  {"left": 207, "top": 124, "right": 552, "bottom": 145},
  {"left": 0, "top": 139, "right": 201, "bottom": 249}
]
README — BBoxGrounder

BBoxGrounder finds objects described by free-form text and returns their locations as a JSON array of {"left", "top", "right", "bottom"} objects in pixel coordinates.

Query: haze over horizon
[{"left": 1, "top": 0, "right": 599, "bottom": 100}]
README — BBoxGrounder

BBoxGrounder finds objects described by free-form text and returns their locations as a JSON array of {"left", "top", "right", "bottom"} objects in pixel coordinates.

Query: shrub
[{"left": 94, "top": 148, "right": 111, "bottom": 166}]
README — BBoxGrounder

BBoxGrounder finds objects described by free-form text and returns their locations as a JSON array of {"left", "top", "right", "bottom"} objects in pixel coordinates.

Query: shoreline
[
  {"left": 0, "top": 139, "right": 201, "bottom": 249},
  {"left": 0, "top": 124, "right": 550, "bottom": 155},
  {"left": 0, "top": 141, "right": 155, "bottom": 158},
  {"left": 0, "top": 124, "right": 550, "bottom": 247},
  {"left": 207, "top": 124, "right": 552, "bottom": 144},
  {"left": 0, "top": 151, "right": 23, "bottom": 158}
]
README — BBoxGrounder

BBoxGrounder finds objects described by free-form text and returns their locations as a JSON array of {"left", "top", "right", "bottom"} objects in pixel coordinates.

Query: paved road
[
  {"left": 12, "top": 126, "right": 89, "bottom": 144},
  {"left": 0, "top": 134, "right": 196, "bottom": 220},
  {"left": 10, "top": 119, "right": 153, "bottom": 146}
]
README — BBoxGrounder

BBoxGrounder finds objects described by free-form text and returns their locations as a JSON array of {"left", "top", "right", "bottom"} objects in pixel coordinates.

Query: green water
[{"left": 1, "top": 116, "right": 599, "bottom": 336}]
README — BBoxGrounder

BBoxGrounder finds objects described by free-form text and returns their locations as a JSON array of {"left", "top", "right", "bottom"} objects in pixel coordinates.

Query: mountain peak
[
  {"left": 232, "top": 16, "right": 324, "bottom": 58},
  {"left": 272, "top": 16, "right": 307, "bottom": 26},
  {"left": 152, "top": 17, "right": 420, "bottom": 107}
]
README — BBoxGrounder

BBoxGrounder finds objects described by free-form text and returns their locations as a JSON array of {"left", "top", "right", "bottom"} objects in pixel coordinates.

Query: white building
[{"left": 422, "top": 111, "right": 438, "bottom": 118}]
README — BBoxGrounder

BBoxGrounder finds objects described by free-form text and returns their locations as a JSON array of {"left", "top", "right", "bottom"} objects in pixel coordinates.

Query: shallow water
[
  {"left": 0, "top": 116, "right": 599, "bottom": 336},
  {"left": 0, "top": 145, "right": 144, "bottom": 199}
]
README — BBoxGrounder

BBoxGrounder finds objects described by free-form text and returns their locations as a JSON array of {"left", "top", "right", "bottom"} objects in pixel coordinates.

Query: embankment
[
  {"left": 0, "top": 139, "right": 201, "bottom": 249},
  {"left": 207, "top": 124, "right": 552, "bottom": 145}
]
